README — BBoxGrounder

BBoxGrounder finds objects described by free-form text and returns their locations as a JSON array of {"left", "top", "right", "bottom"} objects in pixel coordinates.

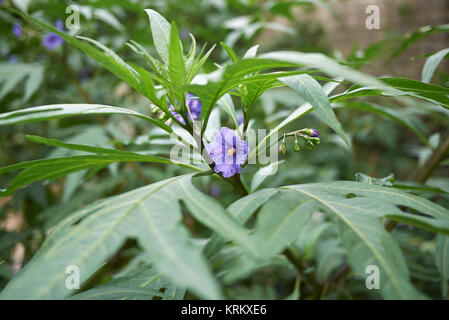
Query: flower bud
[
  {"left": 279, "top": 136, "right": 287, "bottom": 155},
  {"left": 294, "top": 135, "right": 300, "bottom": 152},
  {"left": 305, "top": 128, "right": 320, "bottom": 138},
  {"left": 279, "top": 142, "right": 286, "bottom": 155},
  {"left": 150, "top": 104, "right": 159, "bottom": 114},
  {"left": 307, "top": 140, "right": 314, "bottom": 150}
]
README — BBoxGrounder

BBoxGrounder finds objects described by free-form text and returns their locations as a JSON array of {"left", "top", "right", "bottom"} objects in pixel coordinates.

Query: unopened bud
[
  {"left": 305, "top": 128, "right": 320, "bottom": 138},
  {"left": 294, "top": 135, "right": 300, "bottom": 152},
  {"left": 150, "top": 104, "right": 159, "bottom": 114},
  {"left": 165, "top": 118, "right": 173, "bottom": 126},
  {"left": 279, "top": 136, "right": 287, "bottom": 155}
]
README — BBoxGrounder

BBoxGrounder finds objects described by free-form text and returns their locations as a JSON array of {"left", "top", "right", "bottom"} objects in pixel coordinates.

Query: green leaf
[
  {"left": 169, "top": 22, "right": 186, "bottom": 89},
  {"left": 220, "top": 42, "right": 239, "bottom": 63},
  {"left": 0, "top": 63, "right": 44, "bottom": 102},
  {"left": 331, "top": 78, "right": 449, "bottom": 109},
  {"left": 175, "top": 177, "right": 257, "bottom": 256},
  {"left": 9, "top": 9, "right": 156, "bottom": 101},
  {"left": 422, "top": 48, "right": 449, "bottom": 83},
  {"left": 435, "top": 235, "right": 449, "bottom": 297},
  {"left": 70, "top": 265, "right": 185, "bottom": 300},
  {"left": 248, "top": 80, "right": 340, "bottom": 161},
  {"left": 0, "top": 175, "right": 222, "bottom": 300},
  {"left": 0, "top": 104, "right": 172, "bottom": 134},
  {"left": 280, "top": 74, "right": 351, "bottom": 148},
  {"left": 390, "top": 24, "right": 449, "bottom": 60},
  {"left": 382, "top": 78, "right": 449, "bottom": 108},
  {"left": 280, "top": 181, "right": 449, "bottom": 299},
  {"left": 250, "top": 160, "right": 284, "bottom": 192},
  {"left": 261, "top": 51, "right": 388, "bottom": 89},
  {"left": 217, "top": 94, "right": 240, "bottom": 132},
  {"left": 75, "top": 35, "right": 140, "bottom": 87},
  {"left": 189, "top": 58, "right": 297, "bottom": 134},
  {"left": 250, "top": 191, "right": 316, "bottom": 258},
  {"left": 0, "top": 135, "right": 201, "bottom": 196},
  {"left": 244, "top": 78, "right": 281, "bottom": 120},
  {"left": 145, "top": 9, "right": 172, "bottom": 65},
  {"left": 204, "top": 189, "right": 278, "bottom": 258},
  {"left": 335, "top": 102, "right": 430, "bottom": 146}
]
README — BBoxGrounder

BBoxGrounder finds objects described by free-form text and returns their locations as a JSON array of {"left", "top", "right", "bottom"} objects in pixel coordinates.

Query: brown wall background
[{"left": 259, "top": 0, "right": 449, "bottom": 80}]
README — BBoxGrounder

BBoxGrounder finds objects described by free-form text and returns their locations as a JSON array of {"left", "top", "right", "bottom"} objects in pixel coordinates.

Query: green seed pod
[
  {"left": 279, "top": 135, "right": 287, "bottom": 155},
  {"left": 294, "top": 135, "right": 300, "bottom": 152},
  {"left": 307, "top": 140, "right": 314, "bottom": 150},
  {"left": 311, "top": 137, "right": 320, "bottom": 145},
  {"left": 279, "top": 141, "right": 287, "bottom": 155}
]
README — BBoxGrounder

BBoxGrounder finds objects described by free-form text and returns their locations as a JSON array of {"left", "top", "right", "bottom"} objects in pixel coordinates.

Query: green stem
[{"left": 416, "top": 134, "right": 449, "bottom": 183}]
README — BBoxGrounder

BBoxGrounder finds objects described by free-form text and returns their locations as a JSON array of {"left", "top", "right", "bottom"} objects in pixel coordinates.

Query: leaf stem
[{"left": 416, "top": 133, "right": 449, "bottom": 183}]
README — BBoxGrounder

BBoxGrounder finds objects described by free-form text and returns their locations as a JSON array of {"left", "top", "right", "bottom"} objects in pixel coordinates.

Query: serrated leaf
[{"left": 169, "top": 22, "right": 186, "bottom": 95}]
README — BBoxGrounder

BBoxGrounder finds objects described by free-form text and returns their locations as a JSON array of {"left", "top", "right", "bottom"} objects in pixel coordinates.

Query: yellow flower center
[{"left": 227, "top": 147, "right": 236, "bottom": 156}]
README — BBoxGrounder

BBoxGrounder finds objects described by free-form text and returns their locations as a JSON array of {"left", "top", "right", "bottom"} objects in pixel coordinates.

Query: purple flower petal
[
  {"left": 56, "top": 19, "right": 65, "bottom": 31},
  {"left": 309, "top": 129, "right": 320, "bottom": 138},
  {"left": 167, "top": 92, "right": 202, "bottom": 125},
  {"left": 12, "top": 23, "right": 22, "bottom": 38},
  {"left": 206, "top": 127, "right": 248, "bottom": 178},
  {"left": 186, "top": 92, "right": 202, "bottom": 121},
  {"left": 42, "top": 20, "right": 65, "bottom": 51},
  {"left": 43, "top": 33, "right": 64, "bottom": 50},
  {"left": 168, "top": 105, "right": 186, "bottom": 125}
]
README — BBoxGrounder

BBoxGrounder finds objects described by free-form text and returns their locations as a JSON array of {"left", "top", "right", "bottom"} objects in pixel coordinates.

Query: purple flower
[
  {"left": 167, "top": 93, "right": 202, "bottom": 125},
  {"left": 206, "top": 127, "right": 248, "bottom": 178},
  {"left": 42, "top": 20, "right": 64, "bottom": 50},
  {"left": 309, "top": 129, "right": 320, "bottom": 137},
  {"left": 186, "top": 93, "right": 201, "bottom": 121},
  {"left": 12, "top": 23, "right": 22, "bottom": 38},
  {"left": 168, "top": 105, "right": 186, "bottom": 125}
]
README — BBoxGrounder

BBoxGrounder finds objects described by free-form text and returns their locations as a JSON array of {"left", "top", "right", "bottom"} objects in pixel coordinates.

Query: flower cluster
[{"left": 279, "top": 128, "right": 320, "bottom": 155}]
